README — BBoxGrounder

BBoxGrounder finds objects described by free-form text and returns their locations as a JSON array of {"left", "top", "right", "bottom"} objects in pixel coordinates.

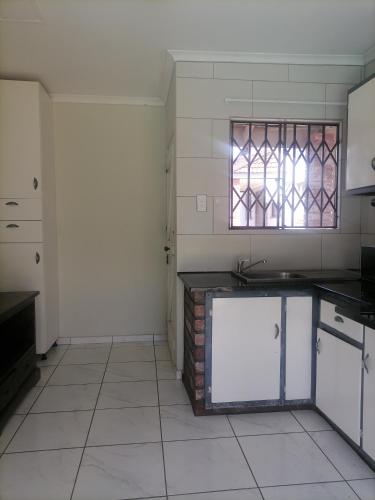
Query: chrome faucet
[{"left": 237, "top": 258, "right": 268, "bottom": 273}]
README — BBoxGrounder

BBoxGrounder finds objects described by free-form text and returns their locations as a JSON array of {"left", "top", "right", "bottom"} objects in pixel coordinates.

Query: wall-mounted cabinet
[{"left": 346, "top": 75, "right": 375, "bottom": 194}]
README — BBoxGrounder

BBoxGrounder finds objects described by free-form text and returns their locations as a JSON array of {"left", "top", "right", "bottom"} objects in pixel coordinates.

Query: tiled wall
[{"left": 175, "top": 61, "right": 363, "bottom": 272}]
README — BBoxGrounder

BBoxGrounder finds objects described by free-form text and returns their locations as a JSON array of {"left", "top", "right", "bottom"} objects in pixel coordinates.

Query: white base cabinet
[
  {"left": 316, "top": 328, "right": 362, "bottom": 445},
  {"left": 211, "top": 297, "right": 281, "bottom": 403},
  {"left": 363, "top": 327, "right": 375, "bottom": 459}
]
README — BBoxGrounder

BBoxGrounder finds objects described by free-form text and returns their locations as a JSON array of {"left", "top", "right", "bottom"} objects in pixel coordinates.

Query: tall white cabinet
[{"left": 0, "top": 80, "right": 59, "bottom": 354}]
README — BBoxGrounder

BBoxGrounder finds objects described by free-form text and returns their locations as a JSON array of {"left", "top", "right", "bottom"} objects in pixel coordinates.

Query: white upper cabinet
[
  {"left": 211, "top": 296, "right": 281, "bottom": 404},
  {"left": 363, "top": 327, "right": 375, "bottom": 460},
  {"left": 0, "top": 80, "right": 42, "bottom": 197},
  {"left": 346, "top": 76, "right": 375, "bottom": 193}
]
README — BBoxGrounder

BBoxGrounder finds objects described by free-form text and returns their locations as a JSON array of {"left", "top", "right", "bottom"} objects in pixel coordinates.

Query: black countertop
[{"left": 0, "top": 292, "right": 39, "bottom": 325}]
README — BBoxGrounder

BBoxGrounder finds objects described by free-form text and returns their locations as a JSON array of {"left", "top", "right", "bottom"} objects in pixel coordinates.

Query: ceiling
[{"left": 0, "top": 0, "right": 374, "bottom": 101}]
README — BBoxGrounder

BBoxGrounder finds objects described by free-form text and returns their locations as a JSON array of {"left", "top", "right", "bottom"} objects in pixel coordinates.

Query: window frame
[{"left": 229, "top": 119, "right": 342, "bottom": 232}]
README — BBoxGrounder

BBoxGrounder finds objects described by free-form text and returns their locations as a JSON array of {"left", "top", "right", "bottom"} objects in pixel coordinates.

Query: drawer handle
[
  {"left": 5, "top": 201, "right": 19, "bottom": 206},
  {"left": 363, "top": 353, "right": 370, "bottom": 374},
  {"left": 274, "top": 323, "right": 280, "bottom": 339},
  {"left": 35, "top": 252, "right": 40, "bottom": 264},
  {"left": 372, "top": 157, "right": 375, "bottom": 171},
  {"left": 33, "top": 177, "right": 39, "bottom": 190},
  {"left": 316, "top": 337, "right": 321, "bottom": 354},
  {"left": 334, "top": 315, "right": 344, "bottom": 323},
  {"left": 6, "top": 223, "right": 19, "bottom": 229}
]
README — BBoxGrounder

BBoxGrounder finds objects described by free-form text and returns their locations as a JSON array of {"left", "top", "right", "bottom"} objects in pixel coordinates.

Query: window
[{"left": 230, "top": 121, "right": 340, "bottom": 229}]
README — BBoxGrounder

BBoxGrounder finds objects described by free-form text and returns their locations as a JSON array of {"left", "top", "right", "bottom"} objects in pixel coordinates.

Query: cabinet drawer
[
  {"left": 0, "top": 199, "right": 42, "bottom": 220},
  {"left": 0, "top": 221, "right": 42, "bottom": 242},
  {"left": 320, "top": 300, "right": 363, "bottom": 343}
]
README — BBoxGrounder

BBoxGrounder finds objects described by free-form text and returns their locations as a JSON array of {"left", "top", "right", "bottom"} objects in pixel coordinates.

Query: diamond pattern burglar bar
[{"left": 230, "top": 121, "right": 340, "bottom": 229}]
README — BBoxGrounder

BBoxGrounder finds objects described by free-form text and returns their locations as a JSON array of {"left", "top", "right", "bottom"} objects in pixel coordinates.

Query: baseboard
[{"left": 57, "top": 334, "right": 168, "bottom": 346}]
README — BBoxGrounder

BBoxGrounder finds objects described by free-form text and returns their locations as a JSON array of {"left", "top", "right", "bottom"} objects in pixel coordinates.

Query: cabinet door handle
[
  {"left": 334, "top": 315, "right": 344, "bottom": 323},
  {"left": 363, "top": 353, "right": 370, "bottom": 374},
  {"left": 316, "top": 338, "right": 321, "bottom": 354},
  {"left": 274, "top": 323, "right": 280, "bottom": 339},
  {"left": 5, "top": 201, "right": 18, "bottom": 206},
  {"left": 6, "top": 223, "right": 19, "bottom": 228},
  {"left": 371, "top": 157, "right": 375, "bottom": 171},
  {"left": 33, "top": 177, "right": 39, "bottom": 190},
  {"left": 35, "top": 252, "right": 40, "bottom": 264}
]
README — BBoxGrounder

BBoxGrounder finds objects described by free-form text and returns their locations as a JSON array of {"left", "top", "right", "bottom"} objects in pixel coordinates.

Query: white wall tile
[
  {"left": 176, "top": 118, "right": 211, "bottom": 157},
  {"left": 251, "top": 234, "right": 322, "bottom": 270},
  {"left": 176, "top": 62, "right": 213, "bottom": 79},
  {"left": 361, "top": 234, "right": 375, "bottom": 247},
  {"left": 177, "top": 196, "right": 213, "bottom": 234},
  {"left": 339, "top": 195, "right": 361, "bottom": 233},
  {"left": 176, "top": 158, "right": 228, "bottom": 197},
  {"left": 214, "top": 63, "right": 288, "bottom": 81},
  {"left": 289, "top": 65, "right": 362, "bottom": 84},
  {"left": 177, "top": 235, "right": 251, "bottom": 272},
  {"left": 253, "top": 81, "right": 325, "bottom": 119},
  {"left": 212, "top": 119, "right": 230, "bottom": 159},
  {"left": 325, "top": 83, "right": 351, "bottom": 120},
  {"left": 322, "top": 234, "right": 360, "bottom": 269},
  {"left": 365, "top": 60, "right": 375, "bottom": 78},
  {"left": 176, "top": 78, "right": 252, "bottom": 119},
  {"left": 361, "top": 197, "right": 375, "bottom": 234}
]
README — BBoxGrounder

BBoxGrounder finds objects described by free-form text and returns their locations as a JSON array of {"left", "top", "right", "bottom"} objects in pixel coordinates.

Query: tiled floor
[{"left": 0, "top": 342, "right": 374, "bottom": 500}]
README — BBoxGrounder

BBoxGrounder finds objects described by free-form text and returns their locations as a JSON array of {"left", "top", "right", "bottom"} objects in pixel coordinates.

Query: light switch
[{"left": 196, "top": 194, "right": 207, "bottom": 212}]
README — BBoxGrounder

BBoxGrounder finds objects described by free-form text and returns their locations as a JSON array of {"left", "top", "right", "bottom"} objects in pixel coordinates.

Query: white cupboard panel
[
  {"left": 363, "top": 327, "right": 375, "bottom": 460},
  {"left": 0, "top": 221, "right": 42, "bottom": 242},
  {"left": 316, "top": 329, "right": 362, "bottom": 444},
  {"left": 0, "top": 243, "right": 43, "bottom": 291},
  {"left": 211, "top": 297, "right": 281, "bottom": 403},
  {"left": 0, "top": 80, "right": 42, "bottom": 197},
  {"left": 285, "top": 296, "right": 312, "bottom": 400},
  {"left": 320, "top": 300, "right": 363, "bottom": 343},
  {"left": 346, "top": 77, "right": 375, "bottom": 191},
  {"left": 0, "top": 198, "right": 42, "bottom": 221}
]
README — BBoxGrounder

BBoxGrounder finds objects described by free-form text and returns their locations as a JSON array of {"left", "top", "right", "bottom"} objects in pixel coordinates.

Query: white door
[
  {"left": 0, "top": 80, "right": 41, "bottom": 197},
  {"left": 285, "top": 296, "right": 312, "bottom": 400},
  {"left": 211, "top": 297, "right": 281, "bottom": 404},
  {"left": 165, "top": 141, "right": 176, "bottom": 361},
  {"left": 316, "top": 328, "right": 362, "bottom": 444},
  {"left": 363, "top": 327, "right": 375, "bottom": 460}
]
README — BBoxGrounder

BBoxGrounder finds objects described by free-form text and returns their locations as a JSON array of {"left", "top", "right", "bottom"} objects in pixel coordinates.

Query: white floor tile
[
  {"left": 310, "top": 431, "right": 375, "bottom": 480},
  {"left": 158, "top": 380, "right": 190, "bottom": 405},
  {"left": 7, "top": 411, "right": 93, "bottom": 452},
  {"left": 157, "top": 360, "right": 176, "bottom": 380},
  {"left": 87, "top": 407, "right": 161, "bottom": 446},
  {"left": 48, "top": 364, "right": 105, "bottom": 385},
  {"left": 239, "top": 433, "right": 342, "bottom": 487},
  {"left": 161, "top": 405, "right": 233, "bottom": 441},
  {"left": 104, "top": 362, "right": 156, "bottom": 382},
  {"left": 60, "top": 347, "right": 110, "bottom": 365},
  {"left": 37, "top": 346, "right": 67, "bottom": 367},
  {"left": 164, "top": 437, "right": 256, "bottom": 495},
  {"left": 30, "top": 384, "right": 100, "bottom": 413},
  {"left": 35, "top": 366, "right": 56, "bottom": 386},
  {"left": 170, "top": 491, "right": 262, "bottom": 500},
  {"left": 229, "top": 411, "right": 304, "bottom": 436},
  {"left": 0, "top": 415, "right": 24, "bottom": 453},
  {"left": 0, "top": 448, "right": 82, "bottom": 500},
  {"left": 97, "top": 381, "right": 158, "bottom": 409},
  {"left": 292, "top": 410, "right": 332, "bottom": 431},
  {"left": 109, "top": 344, "right": 155, "bottom": 362},
  {"left": 72, "top": 443, "right": 166, "bottom": 500},
  {"left": 261, "top": 482, "right": 359, "bottom": 500},
  {"left": 14, "top": 387, "right": 42, "bottom": 414},
  {"left": 349, "top": 479, "right": 375, "bottom": 500},
  {"left": 155, "top": 345, "right": 171, "bottom": 361}
]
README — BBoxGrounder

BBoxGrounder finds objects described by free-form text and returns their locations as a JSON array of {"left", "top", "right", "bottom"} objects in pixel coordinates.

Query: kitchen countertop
[
  {"left": 0, "top": 292, "right": 39, "bottom": 326},
  {"left": 178, "top": 270, "right": 360, "bottom": 292}
]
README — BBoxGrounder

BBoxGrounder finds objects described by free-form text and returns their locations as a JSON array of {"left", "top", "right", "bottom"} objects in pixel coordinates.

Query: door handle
[
  {"left": 334, "top": 315, "right": 344, "bottom": 323},
  {"left": 164, "top": 246, "right": 170, "bottom": 252},
  {"left": 5, "top": 201, "right": 18, "bottom": 206},
  {"left": 35, "top": 252, "right": 40, "bottom": 264},
  {"left": 363, "top": 353, "right": 370, "bottom": 374},
  {"left": 371, "top": 157, "right": 375, "bottom": 171},
  {"left": 33, "top": 177, "right": 39, "bottom": 190},
  {"left": 316, "top": 338, "right": 321, "bottom": 354},
  {"left": 6, "top": 223, "right": 19, "bottom": 228},
  {"left": 274, "top": 323, "right": 280, "bottom": 339}
]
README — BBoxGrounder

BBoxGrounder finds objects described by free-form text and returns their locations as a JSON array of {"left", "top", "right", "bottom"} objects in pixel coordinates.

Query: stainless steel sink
[{"left": 232, "top": 270, "right": 307, "bottom": 283}]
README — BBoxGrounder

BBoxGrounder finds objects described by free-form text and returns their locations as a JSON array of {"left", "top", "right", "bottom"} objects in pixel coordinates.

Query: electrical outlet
[{"left": 196, "top": 194, "right": 207, "bottom": 212}]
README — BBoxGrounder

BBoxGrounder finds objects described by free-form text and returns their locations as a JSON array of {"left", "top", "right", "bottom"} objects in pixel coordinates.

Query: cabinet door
[
  {"left": 285, "top": 296, "right": 312, "bottom": 400},
  {"left": 346, "top": 77, "right": 375, "bottom": 191},
  {"left": 0, "top": 80, "right": 41, "bottom": 197},
  {"left": 363, "top": 327, "right": 375, "bottom": 460},
  {"left": 316, "top": 329, "right": 362, "bottom": 444},
  {"left": 211, "top": 297, "right": 281, "bottom": 404}
]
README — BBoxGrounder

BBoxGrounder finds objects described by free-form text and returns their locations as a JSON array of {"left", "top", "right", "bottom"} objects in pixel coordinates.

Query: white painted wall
[{"left": 53, "top": 102, "right": 167, "bottom": 339}]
